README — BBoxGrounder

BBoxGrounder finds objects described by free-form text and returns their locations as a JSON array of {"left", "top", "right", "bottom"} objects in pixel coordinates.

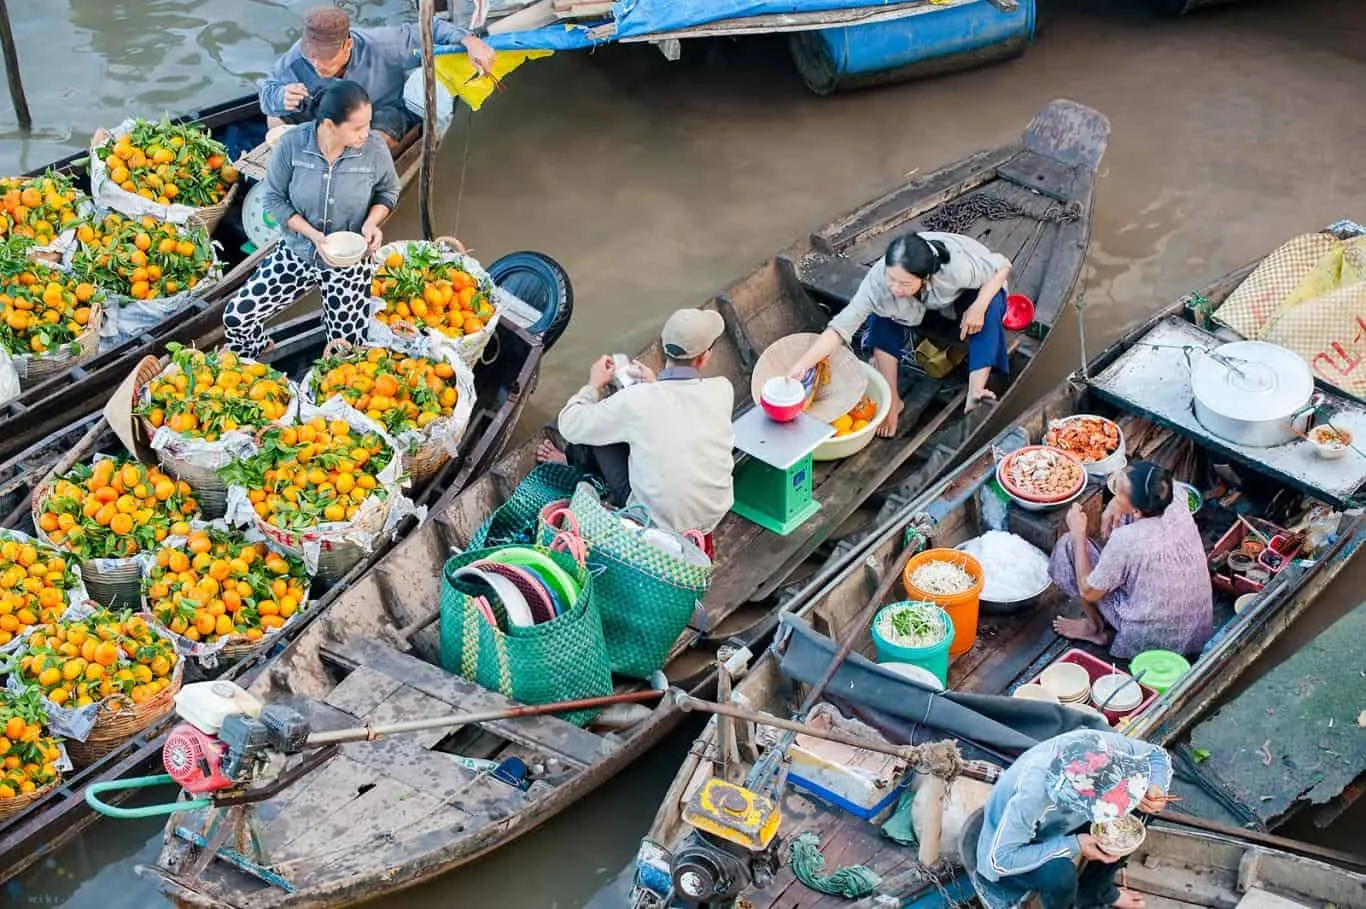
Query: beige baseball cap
[{"left": 661, "top": 308, "right": 725, "bottom": 360}]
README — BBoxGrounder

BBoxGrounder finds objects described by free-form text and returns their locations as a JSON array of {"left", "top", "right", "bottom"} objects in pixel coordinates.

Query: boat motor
[
  {"left": 668, "top": 778, "right": 782, "bottom": 907},
  {"left": 164, "top": 684, "right": 311, "bottom": 795}
]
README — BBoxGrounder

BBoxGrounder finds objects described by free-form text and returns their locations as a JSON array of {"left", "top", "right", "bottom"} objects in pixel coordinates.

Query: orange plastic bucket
[{"left": 902, "top": 548, "right": 984, "bottom": 657}]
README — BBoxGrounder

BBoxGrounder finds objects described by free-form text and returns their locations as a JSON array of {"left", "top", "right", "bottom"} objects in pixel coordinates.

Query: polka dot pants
[{"left": 223, "top": 244, "right": 375, "bottom": 357}]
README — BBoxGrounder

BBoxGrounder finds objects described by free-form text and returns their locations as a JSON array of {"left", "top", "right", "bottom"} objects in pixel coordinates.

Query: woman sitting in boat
[
  {"left": 223, "top": 81, "right": 399, "bottom": 358},
  {"left": 1049, "top": 461, "right": 1213, "bottom": 659},
  {"left": 969, "top": 728, "right": 1172, "bottom": 909},
  {"left": 786, "top": 231, "right": 1013, "bottom": 434}
]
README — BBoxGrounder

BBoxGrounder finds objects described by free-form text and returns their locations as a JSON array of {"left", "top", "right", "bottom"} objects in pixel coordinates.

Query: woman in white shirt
[{"left": 789, "top": 232, "right": 1013, "bottom": 435}]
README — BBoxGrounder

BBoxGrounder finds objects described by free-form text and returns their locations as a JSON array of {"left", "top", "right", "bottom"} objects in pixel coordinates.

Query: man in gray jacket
[{"left": 259, "top": 6, "right": 496, "bottom": 149}]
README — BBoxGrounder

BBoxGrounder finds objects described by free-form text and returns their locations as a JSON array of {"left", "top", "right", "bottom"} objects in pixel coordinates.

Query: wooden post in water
[
  {"left": 418, "top": 0, "right": 438, "bottom": 241},
  {"left": 0, "top": 0, "right": 31, "bottom": 131}
]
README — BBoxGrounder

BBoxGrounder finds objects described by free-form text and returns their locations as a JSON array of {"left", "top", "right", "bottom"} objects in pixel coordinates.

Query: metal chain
[{"left": 921, "top": 190, "right": 1081, "bottom": 236}]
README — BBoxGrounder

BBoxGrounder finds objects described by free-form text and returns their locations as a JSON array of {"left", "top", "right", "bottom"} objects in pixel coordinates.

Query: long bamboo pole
[
  {"left": 417, "top": 0, "right": 438, "bottom": 240},
  {"left": 0, "top": 0, "right": 31, "bottom": 131}
]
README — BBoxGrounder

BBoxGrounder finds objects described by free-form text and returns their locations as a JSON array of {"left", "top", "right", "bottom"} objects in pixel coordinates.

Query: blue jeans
[
  {"left": 997, "top": 855, "right": 1125, "bottom": 909},
  {"left": 862, "top": 288, "right": 1010, "bottom": 376}
]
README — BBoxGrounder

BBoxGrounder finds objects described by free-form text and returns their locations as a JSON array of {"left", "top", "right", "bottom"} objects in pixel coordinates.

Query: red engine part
[{"left": 164, "top": 723, "right": 235, "bottom": 795}]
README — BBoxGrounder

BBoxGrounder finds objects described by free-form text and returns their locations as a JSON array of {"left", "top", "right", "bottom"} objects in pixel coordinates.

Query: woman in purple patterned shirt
[{"left": 1049, "top": 461, "right": 1214, "bottom": 659}]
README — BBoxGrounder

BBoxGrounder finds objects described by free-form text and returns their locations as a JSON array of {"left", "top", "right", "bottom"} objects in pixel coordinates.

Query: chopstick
[{"left": 1238, "top": 516, "right": 1272, "bottom": 547}]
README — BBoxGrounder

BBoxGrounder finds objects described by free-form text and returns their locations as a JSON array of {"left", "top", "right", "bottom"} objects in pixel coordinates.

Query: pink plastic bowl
[
  {"left": 1004, "top": 293, "right": 1035, "bottom": 331},
  {"left": 760, "top": 377, "right": 805, "bottom": 423}
]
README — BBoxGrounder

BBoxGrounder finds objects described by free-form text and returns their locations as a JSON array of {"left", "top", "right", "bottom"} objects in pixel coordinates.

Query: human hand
[
  {"left": 1100, "top": 496, "right": 1129, "bottom": 539},
  {"left": 589, "top": 355, "right": 615, "bottom": 391},
  {"left": 1078, "top": 834, "right": 1121, "bottom": 864},
  {"left": 361, "top": 223, "right": 383, "bottom": 254},
  {"left": 959, "top": 303, "right": 987, "bottom": 340},
  {"left": 1138, "top": 785, "right": 1170, "bottom": 814},
  {"left": 462, "top": 35, "right": 497, "bottom": 75},
  {"left": 283, "top": 83, "right": 310, "bottom": 111},
  {"left": 1065, "top": 502, "right": 1088, "bottom": 538},
  {"left": 633, "top": 360, "right": 657, "bottom": 383}
]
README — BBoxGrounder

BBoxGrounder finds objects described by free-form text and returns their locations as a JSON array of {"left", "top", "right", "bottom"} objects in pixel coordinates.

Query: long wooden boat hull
[
  {"left": 0, "top": 309, "right": 549, "bottom": 885},
  {"left": 622, "top": 222, "right": 1366, "bottom": 909},
  {"left": 789, "top": 0, "right": 1036, "bottom": 95},
  {"left": 135, "top": 99, "right": 1107, "bottom": 909},
  {"left": 1, "top": 94, "right": 437, "bottom": 463}
]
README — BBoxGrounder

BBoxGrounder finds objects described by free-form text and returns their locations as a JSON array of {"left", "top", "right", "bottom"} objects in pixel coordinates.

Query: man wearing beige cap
[
  {"left": 541, "top": 308, "right": 736, "bottom": 539},
  {"left": 260, "top": 6, "right": 495, "bottom": 149}
]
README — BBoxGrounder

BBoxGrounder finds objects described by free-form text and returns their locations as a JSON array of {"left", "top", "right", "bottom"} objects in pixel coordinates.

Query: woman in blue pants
[{"left": 789, "top": 231, "right": 1013, "bottom": 435}]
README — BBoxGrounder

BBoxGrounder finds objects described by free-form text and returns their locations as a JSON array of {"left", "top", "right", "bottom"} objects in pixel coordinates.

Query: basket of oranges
[
  {"left": 0, "top": 529, "right": 89, "bottom": 650},
  {"left": 141, "top": 523, "right": 311, "bottom": 669},
  {"left": 0, "top": 170, "right": 93, "bottom": 263},
  {"left": 220, "top": 407, "right": 408, "bottom": 584},
  {"left": 135, "top": 345, "right": 296, "bottom": 517},
  {"left": 33, "top": 455, "right": 200, "bottom": 609},
  {"left": 90, "top": 118, "right": 240, "bottom": 235},
  {"left": 11, "top": 605, "right": 181, "bottom": 765},
  {"left": 368, "top": 239, "right": 502, "bottom": 368},
  {"left": 304, "top": 342, "right": 475, "bottom": 487},
  {"left": 0, "top": 686, "right": 65, "bottom": 820},
  {"left": 0, "top": 249, "right": 104, "bottom": 390}
]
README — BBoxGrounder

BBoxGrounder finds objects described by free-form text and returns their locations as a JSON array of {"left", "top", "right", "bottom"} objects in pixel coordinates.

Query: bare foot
[
  {"left": 1053, "top": 616, "right": 1108, "bottom": 647},
  {"left": 1113, "top": 888, "right": 1146, "bottom": 909},
  {"left": 876, "top": 398, "right": 905, "bottom": 439},
  {"left": 965, "top": 389, "right": 998, "bottom": 414},
  {"left": 536, "top": 439, "right": 567, "bottom": 464}
]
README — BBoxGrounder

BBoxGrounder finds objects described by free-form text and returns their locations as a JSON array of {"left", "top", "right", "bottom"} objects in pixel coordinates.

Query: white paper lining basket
[
  {"left": 13, "top": 297, "right": 104, "bottom": 392},
  {"left": 89, "top": 122, "right": 240, "bottom": 236},
  {"left": 300, "top": 340, "right": 476, "bottom": 489},
  {"left": 366, "top": 239, "right": 503, "bottom": 369},
  {"left": 134, "top": 357, "right": 299, "bottom": 518},
  {"left": 221, "top": 399, "right": 426, "bottom": 585}
]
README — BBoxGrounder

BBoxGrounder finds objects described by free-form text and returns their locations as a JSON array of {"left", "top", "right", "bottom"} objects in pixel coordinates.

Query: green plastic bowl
[
  {"left": 484, "top": 547, "right": 581, "bottom": 608},
  {"left": 1129, "top": 649, "right": 1190, "bottom": 694}
]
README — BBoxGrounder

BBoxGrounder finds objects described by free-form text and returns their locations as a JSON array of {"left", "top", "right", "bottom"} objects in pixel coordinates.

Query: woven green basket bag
[
  {"left": 438, "top": 540, "right": 612, "bottom": 726},
  {"left": 539, "top": 485, "right": 710, "bottom": 680},
  {"left": 468, "top": 463, "right": 587, "bottom": 549}
]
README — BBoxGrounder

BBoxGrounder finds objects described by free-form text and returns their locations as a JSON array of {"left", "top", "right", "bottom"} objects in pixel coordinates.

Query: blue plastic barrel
[{"left": 789, "top": 0, "right": 1037, "bottom": 95}]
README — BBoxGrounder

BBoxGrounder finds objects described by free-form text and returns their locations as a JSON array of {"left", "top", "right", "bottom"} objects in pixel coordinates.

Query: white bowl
[
  {"left": 1234, "top": 593, "right": 1257, "bottom": 614},
  {"left": 321, "top": 231, "right": 368, "bottom": 269},
  {"left": 1046, "top": 414, "right": 1126, "bottom": 477},
  {"left": 1090, "top": 672, "right": 1143, "bottom": 712},
  {"left": 1308, "top": 425, "right": 1353, "bottom": 460},
  {"left": 1039, "top": 662, "right": 1092, "bottom": 702},
  {"left": 1012, "top": 684, "right": 1060, "bottom": 704},
  {"left": 877, "top": 661, "right": 945, "bottom": 691},
  {"left": 813, "top": 361, "right": 892, "bottom": 462}
]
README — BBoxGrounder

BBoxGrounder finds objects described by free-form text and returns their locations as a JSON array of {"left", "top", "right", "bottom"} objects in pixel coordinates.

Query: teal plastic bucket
[{"left": 870, "top": 602, "right": 955, "bottom": 687}]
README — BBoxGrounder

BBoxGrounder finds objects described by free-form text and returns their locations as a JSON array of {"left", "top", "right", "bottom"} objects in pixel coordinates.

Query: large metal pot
[{"left": 1191, "top": 341, "right": 1313, "bottom": 447}]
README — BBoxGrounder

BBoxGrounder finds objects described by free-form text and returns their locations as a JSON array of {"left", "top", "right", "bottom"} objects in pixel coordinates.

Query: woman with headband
[
  {"left": 1048, "top": 461, "right": 1213, "bottom": 658},
  {"left": 786, "top": 231, "right": 1013, "bottom": 436}
]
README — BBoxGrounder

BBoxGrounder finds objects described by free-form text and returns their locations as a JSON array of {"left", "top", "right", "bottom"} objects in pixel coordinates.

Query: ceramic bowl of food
[
  {"left": 321, "top": 231, "right": 369, "bottom": 269},
  {"left": 1308, "top": 424, "right": 1353, "bottom": 460},
  {"left": 1091, "top": 816, "right": 1147, "bottom": 857},
  {"left": 997, "top": 445, "right": 1088, "bottom": 511},
  {"left": 760, "top": 376, "right": 806, "bottom": 423},
  {"left": 1045, "top": 414, "right": 1125, "bottom": 477}
]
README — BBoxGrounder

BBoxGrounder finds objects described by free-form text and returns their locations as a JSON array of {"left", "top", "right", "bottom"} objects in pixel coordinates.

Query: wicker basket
[
  {"left": 142, "top": 590, "right": 310, "bottom": 672},
  {"left": 0, "top": 778, "right": 59, "bottom": 822},
  {"left": 90, "top": 128, "right": 240, "bottom": 238},
  {"left": 134, "top": 356, "right": 286, "bottom": 519},
  {"left": 64, "top": 661, "right": 183, "bottom": 766},
  {"left": 252, "top": 498, "right": 391, "bottom": 586},
  {"left": 33, "top": 472, "right": 156, "bottom": 611},
  {"left": 15, "top": 296, "right": 103, "bottom": 392}
]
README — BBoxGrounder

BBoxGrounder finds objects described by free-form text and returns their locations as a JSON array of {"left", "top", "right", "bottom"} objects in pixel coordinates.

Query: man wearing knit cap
[
  {"left": 259, "top": 6, "right": 496, "bottom": 149},
  {"left": 541, "top": 308, "right": 736, "bottom": 539}
]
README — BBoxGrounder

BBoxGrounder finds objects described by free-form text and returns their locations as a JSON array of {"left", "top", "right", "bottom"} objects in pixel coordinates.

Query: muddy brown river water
[{"left": 3, "top": 0, "right": 1365, "bottom": 904}]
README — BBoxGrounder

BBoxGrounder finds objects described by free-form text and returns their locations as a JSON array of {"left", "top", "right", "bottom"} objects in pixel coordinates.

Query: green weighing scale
[{"left": 730, "top": 407, "right": 835, "bottom": 535}]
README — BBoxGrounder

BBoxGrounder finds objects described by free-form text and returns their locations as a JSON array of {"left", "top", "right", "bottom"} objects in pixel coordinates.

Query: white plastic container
[
  {"left": 813, "top": 361, "right": 892, "bottom": 461},
  {"left": 174, "top": 680, "right": 264, "bottom": 734}
]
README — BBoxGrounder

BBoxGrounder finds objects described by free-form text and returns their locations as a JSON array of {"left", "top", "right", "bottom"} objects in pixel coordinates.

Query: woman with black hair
[
  {"left": 788, "top": 231, "right": 1013, "bottom": 434},
  {"left": 1049, "top": 461, "right": 1214, "bottom": 659},
  {"left": 223, "top": 80, "right": 400, "bottom": 357}
]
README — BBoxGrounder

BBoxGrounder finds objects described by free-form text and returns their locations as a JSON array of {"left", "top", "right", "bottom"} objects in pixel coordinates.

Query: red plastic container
[
  {"left": 1003, "top": 293, "right": 1035, "bottom": 331},
  {"left": 1208, "top": 516, "right": 1286, "bottom": 595},
  {"left": 1026, "top": 649, "right": 1159, "bottom": 725},
  {"left": 760, "top": 377, "right": 805, "bottom": 423}
]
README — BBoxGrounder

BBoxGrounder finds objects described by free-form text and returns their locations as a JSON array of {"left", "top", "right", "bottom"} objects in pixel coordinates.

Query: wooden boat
[
  {"left": 0, "top": 301, "right": 559, "bottom": 884},
  {"left": 789, "top": 0, "right": 1035, "bottom": 95},
  {"left": 0, "top": 93, "right": 449, "bottom": 464},
  {"left": 133, "top": 98, "right": 1106, "bottom": 908},
  {"left": 622, "top": 221, "right": 1366, "bottom": 908}
]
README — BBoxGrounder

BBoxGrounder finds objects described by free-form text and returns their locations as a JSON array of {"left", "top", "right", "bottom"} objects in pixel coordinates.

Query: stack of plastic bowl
[
  {"left": 1011, "top": 684, "right": 1060, "bottom": 704},
  {"left": 1039, "top": 661, "right": 1092, "bottom": 705}
]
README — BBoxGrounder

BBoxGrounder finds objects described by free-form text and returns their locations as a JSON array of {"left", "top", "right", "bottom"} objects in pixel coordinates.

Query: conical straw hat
[{"left": 751, "top": 333, "right": 868, "bottom": 423}]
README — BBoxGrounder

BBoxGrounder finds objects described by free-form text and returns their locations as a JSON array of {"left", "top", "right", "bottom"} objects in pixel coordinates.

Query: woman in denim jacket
[{"left": 223, "top": 80, "right": 400, "bottom": 357}]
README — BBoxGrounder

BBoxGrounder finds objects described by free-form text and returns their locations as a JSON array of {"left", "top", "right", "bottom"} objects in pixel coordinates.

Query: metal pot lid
[{"left": 1191, "top": 341, "right": 1313, "bottom": 421}]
